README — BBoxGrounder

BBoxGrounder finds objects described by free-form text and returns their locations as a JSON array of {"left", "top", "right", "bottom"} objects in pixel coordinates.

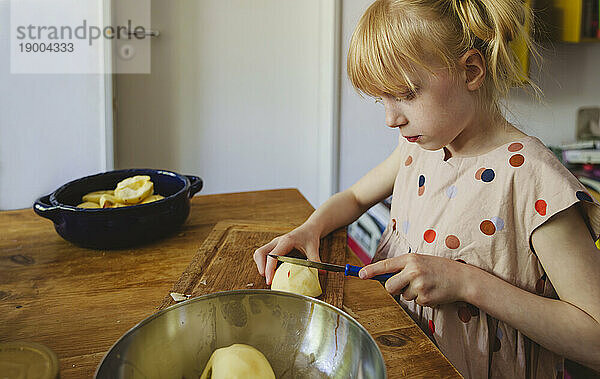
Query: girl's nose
[{"left": 385, "top": 110, "right": 408, "bottom": 129}]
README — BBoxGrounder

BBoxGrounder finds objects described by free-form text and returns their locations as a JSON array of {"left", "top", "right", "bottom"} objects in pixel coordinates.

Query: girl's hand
[
  {"left": 359, "top": 253, "right": 470, "bottom": 307},
  {"left": 253, "top": 224, "right": 321, "bottom": 285}
]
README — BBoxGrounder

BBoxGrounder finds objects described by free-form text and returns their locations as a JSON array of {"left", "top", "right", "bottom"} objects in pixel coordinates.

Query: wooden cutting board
[{"left": 159, "top": 220, "right": 347, "bottom": 310}]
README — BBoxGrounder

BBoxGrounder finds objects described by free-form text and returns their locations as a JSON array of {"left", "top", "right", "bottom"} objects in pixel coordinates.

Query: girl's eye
[{"left": 395, "top": 89, "right": 417, "bottom": 102}]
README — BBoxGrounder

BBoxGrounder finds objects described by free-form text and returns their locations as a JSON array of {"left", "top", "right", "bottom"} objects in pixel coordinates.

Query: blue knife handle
[{"left": 344, "top": 264, "right": 395, "bottom": 282}]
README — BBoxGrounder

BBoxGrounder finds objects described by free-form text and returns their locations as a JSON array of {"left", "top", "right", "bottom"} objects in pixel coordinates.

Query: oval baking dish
[{"left": 33, "top": 169, "right": 203, "bottom": 249}]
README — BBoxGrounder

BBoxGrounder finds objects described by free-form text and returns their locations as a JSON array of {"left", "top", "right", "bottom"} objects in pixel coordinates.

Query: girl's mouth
[{"left": 405, "top": 135, "right": 421, "bottom": 142}]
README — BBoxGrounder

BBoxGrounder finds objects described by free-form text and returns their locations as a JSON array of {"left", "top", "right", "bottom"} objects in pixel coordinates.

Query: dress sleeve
[{"left": 516, "top": 144, "right": 600, "bottom": 252}]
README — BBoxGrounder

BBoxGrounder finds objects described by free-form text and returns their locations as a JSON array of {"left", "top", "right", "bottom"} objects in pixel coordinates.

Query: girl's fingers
[
  {"left": 303, "top": 240, "right": 321, "bottom": 263},
  {"left": 384, "top": 271, "right": 410, "bottom": 296},
  {"left": 401, "top": 285, "right": 418, "bottom": 302},
  {"left": 253, "top": 238, "right": 279, "bottom": 276},
  {"left": 302, "top": 241, "right": 325, "bottom": 274},
  {"left": 359, "top": 255, "right": 406, "bottom": 279},
  {"left": 265, "top": 238, "right": 295, "bottom": 285}
]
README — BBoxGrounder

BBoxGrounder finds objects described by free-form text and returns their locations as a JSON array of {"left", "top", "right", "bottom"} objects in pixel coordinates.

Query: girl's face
[{"left": 377, "top": 66, "right": 480, "bottom": 153}]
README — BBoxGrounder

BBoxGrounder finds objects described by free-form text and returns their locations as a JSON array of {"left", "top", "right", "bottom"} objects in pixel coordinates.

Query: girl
[{"left": 254, "top": 0, "right": 600, "bottom": 377}]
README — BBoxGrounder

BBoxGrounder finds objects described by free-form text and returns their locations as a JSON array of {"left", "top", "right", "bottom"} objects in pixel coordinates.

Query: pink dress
[{"left": 373, "top": 135, "right": 600, "bottom": 378}]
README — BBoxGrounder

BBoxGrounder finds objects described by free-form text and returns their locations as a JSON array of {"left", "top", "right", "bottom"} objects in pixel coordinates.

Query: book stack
[
  {"left": 553, "top": 140, "right": 600, "bottom": 202},
  {"left": 582, "top": 0, "right": 600, "bottom": 39},
  {"left": 347, "top": 197, "right": 391, "bottom": 264}
]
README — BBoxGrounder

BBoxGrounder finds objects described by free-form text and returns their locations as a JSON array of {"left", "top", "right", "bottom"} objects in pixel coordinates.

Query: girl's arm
[
  {"left": 255, "top": 138, "right": 404, "bottom": 284},
  {"left": 464, "top": 204, "right": 600, "bottom": 371},
  {"left": 306, "top": 142, "right": 403, "bottom": 239}
]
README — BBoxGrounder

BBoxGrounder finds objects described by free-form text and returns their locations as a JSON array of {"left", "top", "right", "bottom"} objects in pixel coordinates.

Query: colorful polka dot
[
  {"left": 509, "top": 154, "right": 525, "bottom": 167},
  {"left": 468, "top": 303, "right": 479, "bottom": 317},
  {"left": 475, "top": 167, "right": 495, "bottom": 182},
  {"left": 576, "top": 191, "right": 593, "bottom": 202},
  {"left": 490, "top": 216, "right": 505, "bottom": 231},
  {"left": 445, "top": 235, "right": 460, "bottom": 249},
  {"left": 535, "top": 273, "right": 547, "bottom": 294},
  {"left": 418, "top": 175, "right": 425, "bottom": 187},
  {"left": 455, "top": 303, "right": 480, "bottom": 319},
  {"left": 446, "top": 185, "right": 457, "bottom": 199},
  {"left": 535, "top": 199, "right": 547, "bottom": 216},
  {"left": 492, "top": 336, "right": 501, "bottom": 352},
  {"left": 480, "top": 220, "right": 496, "bottom": 235},
  {"left": 458, "top": 305, "right": 471, "bottom": 323},
  {"left": 418, "top": 186, "right": 425, "bottom": 196},
  {"left": 481, "top": 169, "right": 495, "bottom": 182},
  {"left": 508, "top": 142, "right": 523, "bottom": 152},
  {"left": 493, "top": 327, "right": 502, "bottom": 352},
  {"left": 424, "top": 229, "right": 436, "bottom": 243},
  {"left": 428, "top": 319, "right": 435, "bottom": 335},
  {"left": 475, "top": 167, "right": 485, "bottom": 180},
  {"left": 402, "top": 220, "right": 410, "bottom": 234},
  {"left": 405, "top": 156, "right": 413, "bottom": 166}
]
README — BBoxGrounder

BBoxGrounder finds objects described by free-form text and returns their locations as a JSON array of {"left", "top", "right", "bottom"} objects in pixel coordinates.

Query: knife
[{"left": 268, "top": 254, "right": 395, "bottom": 283}]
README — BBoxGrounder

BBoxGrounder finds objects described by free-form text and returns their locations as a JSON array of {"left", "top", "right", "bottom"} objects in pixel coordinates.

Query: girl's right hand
[{"left": 253, "top": 224, "right": 321, "bottom": 285}]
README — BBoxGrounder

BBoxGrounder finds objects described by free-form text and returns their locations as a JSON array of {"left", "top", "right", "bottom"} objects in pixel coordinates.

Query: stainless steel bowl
[{"left": 96, "top": 290, "right": 386, "bottom": 378}]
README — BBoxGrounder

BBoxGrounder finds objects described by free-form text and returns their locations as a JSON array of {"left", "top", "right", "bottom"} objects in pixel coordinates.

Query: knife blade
[
  {"left": 268, "top": 254, "right": 394, "bottom": 282},
  {"left": 269, "top": 254, "right": 345, "bottom": 272}
]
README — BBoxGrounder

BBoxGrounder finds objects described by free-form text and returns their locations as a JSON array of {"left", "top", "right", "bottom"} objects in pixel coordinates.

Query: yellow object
[
  {"left": 0, "top": 342, "right": 59, "bottom": 379},
  {"left": 82, "top": 190, "right": 114, "bottom": 203},
  {"left": 271, "top": 262, "right": 322, "bottom": 297},
  {"left": 586, "top": 187, "right": 600, "bottom": 203},
  {"left": 553, "top": 0, "right": 583, "bottom": 42},
  {"left": 200, "top": 344, "right": 275, "bottom": 379},
  {"left": 509, "top": 0, "right": 533, "bottom": 80},
  {"left": 141, "top": 194, "right": 164, "bottom": 204},
  {"left": 114, "top": 175, "right": 154, "bottom": 204},
  {"left": 77, "top": 201, "right": 101, "bottom": 209},
  {"left": 550, "top": 0, "right": 600, "bottom": 43},
  {"left": 595, "top": 238, "right": 600, "bottom": 250},
  {"left": 99, "top": 194, "right": 126, "bottom": 208},
  {"left": 80, "top": 175, "right": 161, "bottom": 208}
]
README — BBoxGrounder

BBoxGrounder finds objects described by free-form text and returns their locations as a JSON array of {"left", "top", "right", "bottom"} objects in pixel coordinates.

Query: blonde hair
[{"left": 347, "top": 0, "right": 540, "bottom": 110}]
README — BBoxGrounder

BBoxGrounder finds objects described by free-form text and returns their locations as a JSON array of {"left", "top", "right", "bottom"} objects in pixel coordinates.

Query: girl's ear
[{"left": 459, "top": 49, "right": 486, "bottom": 91}]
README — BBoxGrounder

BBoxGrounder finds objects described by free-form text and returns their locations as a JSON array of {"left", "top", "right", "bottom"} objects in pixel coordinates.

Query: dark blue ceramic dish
[{"left": 33, "top": 169, "right": 203, "bottom": 249}]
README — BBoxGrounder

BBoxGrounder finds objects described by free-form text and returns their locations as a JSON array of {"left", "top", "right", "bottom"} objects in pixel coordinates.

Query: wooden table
[{"left": 0, "top": 189, "right": 460, "bottom": 378}]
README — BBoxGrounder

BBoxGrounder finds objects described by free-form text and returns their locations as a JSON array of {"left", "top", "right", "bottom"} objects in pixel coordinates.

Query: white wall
[
  {"left": 505, "top": 43, "right": 600, "bottom": 145},
  {"left": 339, "top": 0, "right": 600, "bottom": 190},
  {"left": 339, "top": 0, "right": 398, "bottom": 191},
  {"left": 115, "top": 0, "right": 335, "bottom": 207},
  {"left": 0, "top": 0, "right": 108, "bottom": 210}
]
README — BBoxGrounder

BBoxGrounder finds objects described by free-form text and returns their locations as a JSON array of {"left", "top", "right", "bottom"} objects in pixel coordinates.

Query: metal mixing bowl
[{"left": 96, "top": 290, "right": 386, "bottom": 378}]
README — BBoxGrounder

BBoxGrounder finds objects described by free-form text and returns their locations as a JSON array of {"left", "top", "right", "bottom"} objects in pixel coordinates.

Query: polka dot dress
[{"left": 371, "top": 135, "right": 600, "bottom": 379}]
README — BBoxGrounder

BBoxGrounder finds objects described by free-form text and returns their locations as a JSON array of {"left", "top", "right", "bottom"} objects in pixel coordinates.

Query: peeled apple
[
  {"left": 82, "top": 190, "right": 114, "bottom": 203},
  {"left": 99, "top": 194, "right": 126, "bottom": 208},
  {"left": 76, "top": 201, "right": 100, "bottom": 209},
  {"left": 114, "top": 175, "right": 153, "bottom": 204},
  {"left": 141, "top": 194, "right": 164, "bottom": 204},
  {"left": 271, "top": 262, "right": 322, "bottom": 297},
  {"left": 199, "top": 344, "right": 275, "bottom": 379},
  {"left": 77, "top": 175, "right": 161, "bottom": 208}
]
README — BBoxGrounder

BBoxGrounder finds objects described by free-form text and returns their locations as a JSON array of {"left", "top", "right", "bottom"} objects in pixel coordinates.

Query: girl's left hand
[{"left": 358, "top": 253, "right": 470, "bottom": 307}]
